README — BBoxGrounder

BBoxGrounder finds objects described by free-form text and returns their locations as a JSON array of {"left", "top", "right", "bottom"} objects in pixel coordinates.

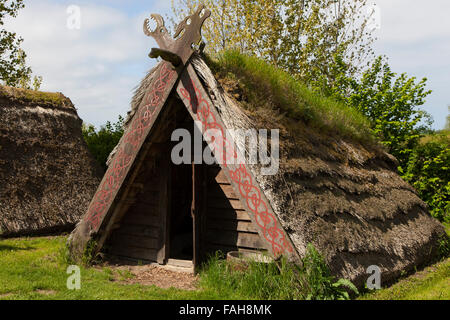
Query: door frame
[
  {"left": 156, "top": 152, "right": 171, "bottom": 264},
  {"left": 192, "top": 162, "right": 208, "bottom": 273}
]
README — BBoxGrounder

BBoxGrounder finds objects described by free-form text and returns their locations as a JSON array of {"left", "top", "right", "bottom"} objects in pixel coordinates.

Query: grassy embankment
[{"left": 207, "top": 50, "right": 375, "bottom": 144}]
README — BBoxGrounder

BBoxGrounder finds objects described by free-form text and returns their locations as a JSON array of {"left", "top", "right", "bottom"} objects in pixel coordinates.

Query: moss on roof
[
  {"left": 0, "top": 85, "right": 73, "bottom": 109},
  {"left": 205, "top": 50, "right": 376, "bottom": 145}
]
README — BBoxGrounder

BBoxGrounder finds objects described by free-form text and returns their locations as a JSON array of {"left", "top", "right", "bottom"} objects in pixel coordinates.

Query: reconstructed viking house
[
  {"left": 0, "top": 86, "right": 103, "bottom": 236},
  {"left": 69, "top": 7, "right": 445, "bottom": 287}
]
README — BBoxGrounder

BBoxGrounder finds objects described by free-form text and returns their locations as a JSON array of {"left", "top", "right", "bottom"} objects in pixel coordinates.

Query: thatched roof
[
  {"left": 191, "top": 52, "right": 445, "bottom": 287},
  {"left": 110, "top": 52, "right": 444, "bottom": 287},
  {"left": 0, "top": 86, "right": 103, "bottom": 236},
  {"left": 72, "top": 50, "right": 444, "bottom": 288}
]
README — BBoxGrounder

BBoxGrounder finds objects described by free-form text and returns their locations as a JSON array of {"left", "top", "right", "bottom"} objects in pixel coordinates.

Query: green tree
[
  {"left": 403, "top": 131, "right": 450, "bottom": 223},
  {"left": 15, "top": 48, "right": 42, "bottom": 90},
  {"left": 82, "top": 116, "right": 125, "bottom": 171},
  {"left": 320, "top": 55, "right": 432, "bottom": 166},
  {"left": 0, "top": 0, "right": 32, "bottom": 86},
  {"left": 171, "top": 0, "right": 376, "bottom": 84}
]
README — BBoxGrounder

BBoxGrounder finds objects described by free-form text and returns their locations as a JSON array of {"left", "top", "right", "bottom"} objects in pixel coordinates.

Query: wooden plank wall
[
  {"left": 204, "top": 165, "right": 266, "bottom": 254},
  {"left": 106, "top": 151, "right": 164, "bottom": 262}
]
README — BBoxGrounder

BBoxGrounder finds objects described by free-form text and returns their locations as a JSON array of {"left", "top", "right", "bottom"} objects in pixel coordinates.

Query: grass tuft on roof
[
  {"left": 206, "top": 50, "right": 376, "bottom": 144},
  {"left": 0, "top": 85, "right": 71, "bottom": 108}
]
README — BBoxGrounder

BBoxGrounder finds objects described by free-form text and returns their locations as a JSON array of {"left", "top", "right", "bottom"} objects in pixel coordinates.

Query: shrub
[
  {"left": 317, "top": 55, "right": 432, "bottom": 166},
  {"left": 402, "top": 131, "right": 450, "bottom": 223},
  {"left": 198, "top": 244, "right": 358, "bottom": 300},
  {"left": 82, "top": 116, "right": 124, "bottom": 170},
  {"left": 300, "top": 244, "right": 358, "bottom": 300}
]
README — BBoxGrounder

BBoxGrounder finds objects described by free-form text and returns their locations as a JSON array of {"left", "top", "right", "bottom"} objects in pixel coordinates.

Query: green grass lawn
[
  {"left": 360, "top": 222, "right": 450, "bottom": 300},
  {"left": 0, "top": 235, "right": 448, "bottom": 300},
  {"left": 0, "top": 236, "right": 217, "bottom": 300},
  {"left": 0, "top": 236, "right": 353, "bottom": 300},
  {"left": 359, "top": 258, "right": 449, "bottom": 300}
]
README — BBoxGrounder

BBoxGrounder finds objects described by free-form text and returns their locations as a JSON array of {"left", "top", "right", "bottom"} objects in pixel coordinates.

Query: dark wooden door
[{"left": 105, "top": 150, "right": 171, "bottom": 263}]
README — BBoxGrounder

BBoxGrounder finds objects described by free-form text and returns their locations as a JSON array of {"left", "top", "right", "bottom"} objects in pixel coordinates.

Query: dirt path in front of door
[{"left": 97, "top": 261, "right": 199, "bottom": 291}]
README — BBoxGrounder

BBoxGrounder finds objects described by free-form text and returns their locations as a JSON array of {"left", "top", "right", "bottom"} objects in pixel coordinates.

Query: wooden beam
[
  {"left": 192, "top": 162, "right": 198, "bottom": 272},
  {"left": 69, "top": 63, "right": 183, "bottom": 260},
  {"left": 157, "top": 152, "right": 170, "bottom": 264}
]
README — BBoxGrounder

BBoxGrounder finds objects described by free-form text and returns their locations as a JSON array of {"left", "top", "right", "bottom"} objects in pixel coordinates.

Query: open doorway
[{"left": 169, "top": 163, "right": 193, "bottom": 261}]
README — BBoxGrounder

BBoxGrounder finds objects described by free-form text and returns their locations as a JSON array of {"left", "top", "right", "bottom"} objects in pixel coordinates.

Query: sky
[{"left": 4, "top": 0, "right": 449, "bottom": 130}]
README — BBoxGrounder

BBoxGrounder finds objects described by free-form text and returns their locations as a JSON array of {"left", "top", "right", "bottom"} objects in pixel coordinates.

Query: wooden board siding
[
  {"left": 102, "top": 102, "right": 194, "bottom": 264},
  {"left": 103, "top": 106, "right": 267, "bottom": 262},
  {"left": 106, "top": 151, "right": 167, "bottom": 262},
  {"left": 204, "top": 165, "right": 266, "bottom": 254}
]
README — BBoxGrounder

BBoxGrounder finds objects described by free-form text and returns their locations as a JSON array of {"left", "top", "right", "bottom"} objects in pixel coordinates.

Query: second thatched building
[{"left": 0, "top": 86, "right": 103, "bottom": 237}]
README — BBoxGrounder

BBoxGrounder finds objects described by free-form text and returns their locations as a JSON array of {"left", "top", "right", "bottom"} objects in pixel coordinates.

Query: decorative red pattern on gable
[
  {"left": 179, "top": 78, "right": 293, "bottom": 256},
  {"left": 84, "top": 63, "right": 176, "bottom": 231}
]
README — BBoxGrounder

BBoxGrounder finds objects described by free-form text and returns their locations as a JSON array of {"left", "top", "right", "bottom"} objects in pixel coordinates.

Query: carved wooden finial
[
  {"left": 143, "top": 14, "right": 172, "bottom": 50},
  {"left": 143, "top": 5, "right": 211, "bottom": 65}
]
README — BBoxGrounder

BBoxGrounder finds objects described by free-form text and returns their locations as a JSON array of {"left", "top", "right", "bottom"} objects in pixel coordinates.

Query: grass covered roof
[{"left": 205, "top": 50, "right": 376, "bottom": 145}]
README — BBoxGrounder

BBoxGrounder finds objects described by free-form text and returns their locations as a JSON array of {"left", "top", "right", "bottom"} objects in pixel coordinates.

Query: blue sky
[{"left": 5, "top": 0, "right": 449, "bottom": 130}]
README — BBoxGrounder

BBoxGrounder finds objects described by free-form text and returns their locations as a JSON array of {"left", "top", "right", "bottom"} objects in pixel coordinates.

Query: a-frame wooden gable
[
  {"left": 69, "top": 6, "right": 299, "bottom": 263},
  {"left": 69, "top": 60, "right": 177, "bottom": 257},
  {"left": 176, "top": 65, "right": 297, "bottom": 260},
  {"left": 69, "top": 6, "right": 210, "bottom": 257}
]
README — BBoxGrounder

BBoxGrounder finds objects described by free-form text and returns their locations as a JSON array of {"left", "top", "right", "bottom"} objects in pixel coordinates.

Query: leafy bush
[
  {"left": 82, "top": 116, "right": 124, "bottom": 171},
  {"left": 317, "top": 55, "right": 432, "bottom": 166},
  {"left": 0, "top": 1, "right": 33, "bottom": 87},
  {"left": 198, "top": 244, "right": 358, "bottom": 300},
  {"left": 401, "top": 131, "right": 450, "bottom": 223},
  {"left": 315, "top": 54, "right": 448, "bottom": 224},
  {"left": 300, "top": 244, "right": 358, "bottom": 300}
]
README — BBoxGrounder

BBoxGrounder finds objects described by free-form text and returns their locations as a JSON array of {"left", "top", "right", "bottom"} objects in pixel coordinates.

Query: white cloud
[
  {"left": 371, "top": 0, "right": 450, "bottom": 129},
  {"left": 372, "top": 0, "right": 450, "bottom": 44},
  {"left": 4, "top": 1, "right": 161, "bottom": 127},
  {"left": 3, "top": 0, "right": 448, "bottom": 129}
]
